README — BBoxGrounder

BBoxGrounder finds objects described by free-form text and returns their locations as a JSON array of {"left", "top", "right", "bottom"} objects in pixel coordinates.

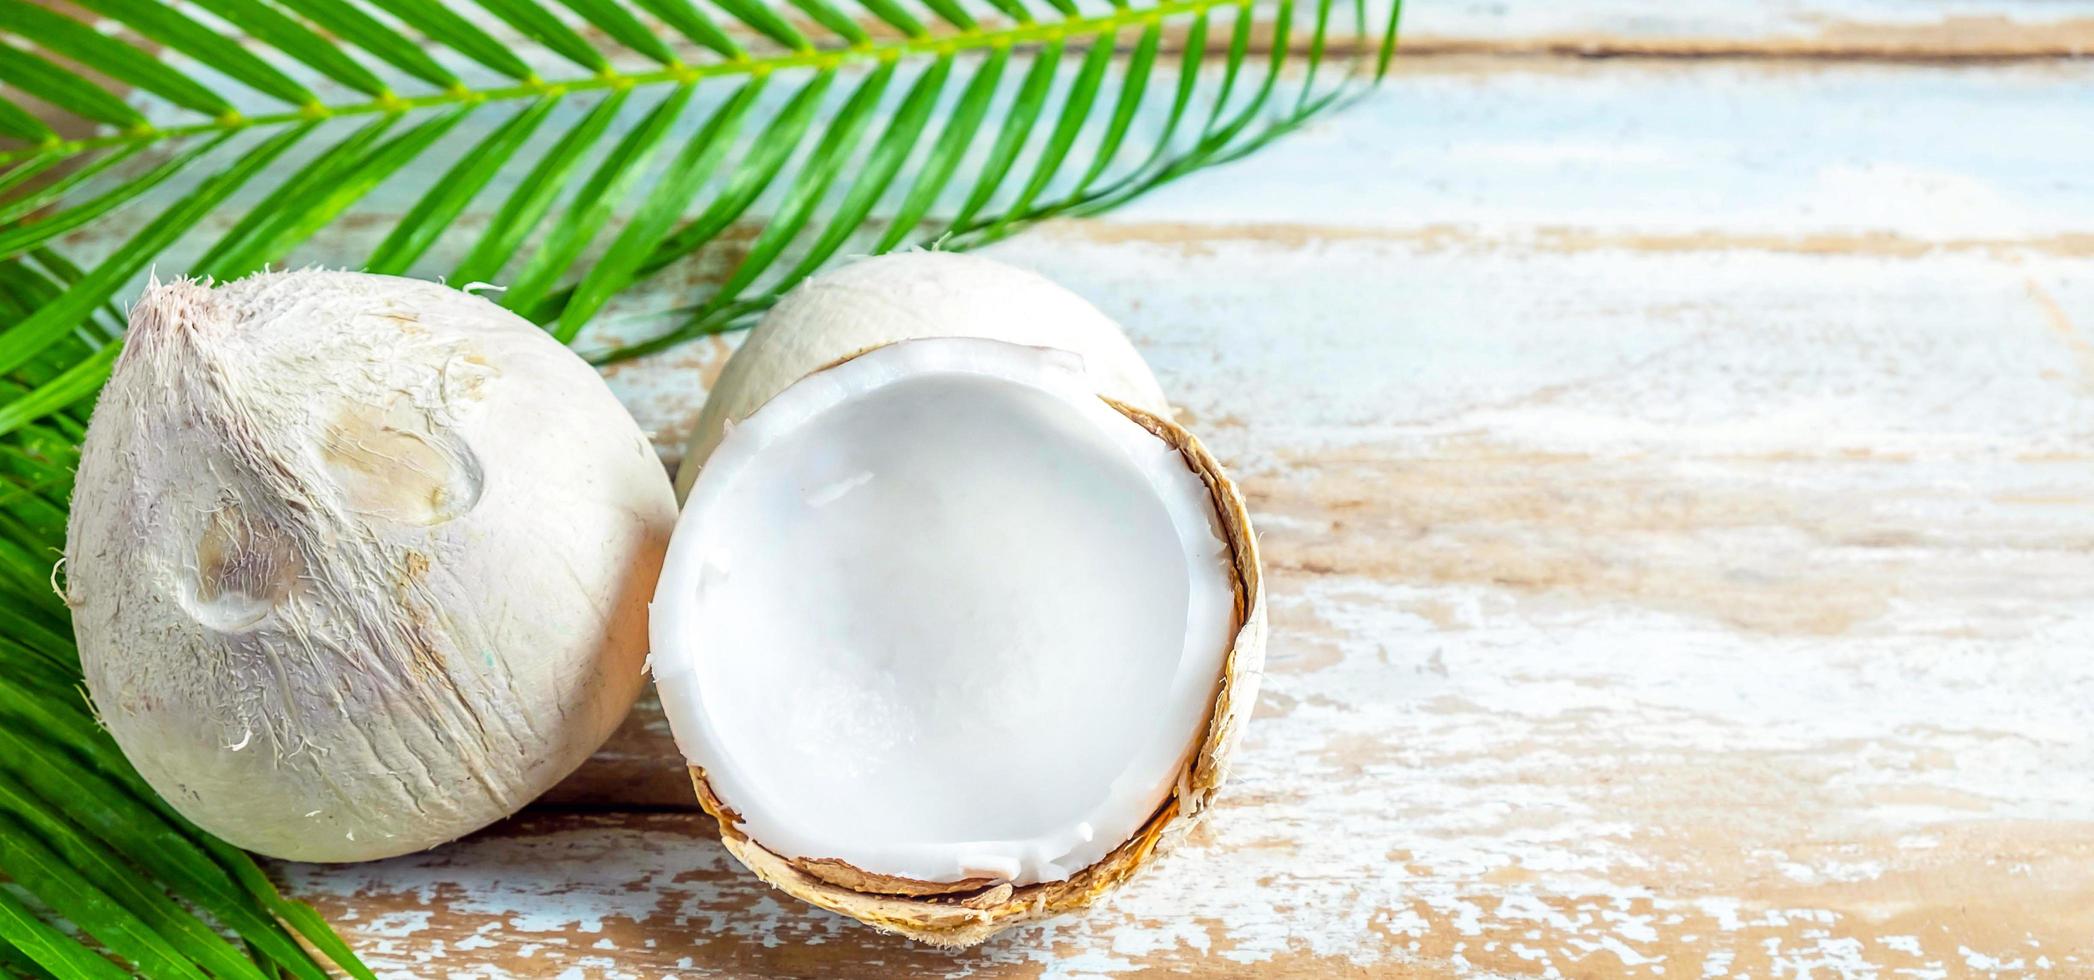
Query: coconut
[
  {"left": 64, "top": 270, "right": 677, "bottom": 862},
  {"left": 674, "top": 251, "right": 1168, "bottom": 498},
  {"left": 653, "top": 262, "right": 1263, "bottom": 947}
]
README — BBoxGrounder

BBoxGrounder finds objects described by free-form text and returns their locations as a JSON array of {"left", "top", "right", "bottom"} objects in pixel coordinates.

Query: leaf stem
[{"left": 0, "top": 0, "right": 1214, "bottom": 167}]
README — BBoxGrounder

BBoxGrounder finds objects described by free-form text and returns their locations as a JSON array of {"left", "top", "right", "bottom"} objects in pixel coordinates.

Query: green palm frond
[{"left": 0, "top": 0, "right": 1400, "bottom": 972}]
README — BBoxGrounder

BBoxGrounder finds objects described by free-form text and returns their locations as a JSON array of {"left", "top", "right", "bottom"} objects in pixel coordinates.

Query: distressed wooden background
[{"left": 47, "top": 0, "right": 2094, "bottom": 975}]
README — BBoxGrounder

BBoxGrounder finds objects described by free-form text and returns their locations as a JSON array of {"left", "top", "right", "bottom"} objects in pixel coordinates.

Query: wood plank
[
  {"left": 281, "top": 803, "right": 2094, "bottom": 977},
  {"left": 1097, "top": 63, "right": 2094, "bottom": 242},
  {"left": 1399, "top": 0, "right": 2094, "bottom": 58}
]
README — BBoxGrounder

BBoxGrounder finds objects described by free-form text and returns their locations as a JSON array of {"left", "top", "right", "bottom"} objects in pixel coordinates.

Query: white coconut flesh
[{"left": 653, "top": 338, "right": 1236, "bottom": 887}]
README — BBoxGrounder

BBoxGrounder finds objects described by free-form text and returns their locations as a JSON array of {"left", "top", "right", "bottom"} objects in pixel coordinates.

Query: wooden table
[{"left": 79, "top": 0, "right": 2094, "bottom": 975}]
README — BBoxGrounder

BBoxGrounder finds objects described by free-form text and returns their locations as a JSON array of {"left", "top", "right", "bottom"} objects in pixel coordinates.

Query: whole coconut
[{"left": 65, "top": 270, "right": 676, "bottom": 862}]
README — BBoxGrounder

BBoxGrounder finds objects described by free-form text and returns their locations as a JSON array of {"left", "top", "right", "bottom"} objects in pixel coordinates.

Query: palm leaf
[{"left": 0, "top": 0, "right": 1402, "bottom": 973}]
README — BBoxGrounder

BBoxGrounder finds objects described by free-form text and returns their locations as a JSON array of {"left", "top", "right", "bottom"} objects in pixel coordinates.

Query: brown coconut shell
[{"left": 685, "top": 399, "right": 1265, "bottom": 948}]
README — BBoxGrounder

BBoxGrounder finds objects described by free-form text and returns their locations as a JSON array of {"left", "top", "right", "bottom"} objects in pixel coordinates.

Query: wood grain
[{"left": 1400, "top": 1, "right": 2094, "bottom": 60}]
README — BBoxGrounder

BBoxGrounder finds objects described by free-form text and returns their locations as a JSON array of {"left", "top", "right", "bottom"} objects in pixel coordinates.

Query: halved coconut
[
  {"left": 651, "top": 338, "right": 1262, "bottom": 946},
  {"left": 673, "top": 251, "right": 1169, "bottom": 500}
]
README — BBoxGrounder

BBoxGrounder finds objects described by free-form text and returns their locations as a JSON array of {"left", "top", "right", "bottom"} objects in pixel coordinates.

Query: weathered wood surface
[
  {"left": 1400, "top": 0, "right": 2094, "bottom": 58},
  {"left": 47, "top": 1, "right": 2094, "bottom": 975}
]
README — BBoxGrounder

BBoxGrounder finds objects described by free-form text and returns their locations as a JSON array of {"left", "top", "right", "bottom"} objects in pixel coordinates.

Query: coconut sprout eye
[
  {"left": 320, "top": 395, "right": 483, "bottom": 527},
  {"left": 184, "top": 507, "right": 300, "bottom": 633},
  {"left": 652, "top": 335, "right": 1256, "bottom": 940}
]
